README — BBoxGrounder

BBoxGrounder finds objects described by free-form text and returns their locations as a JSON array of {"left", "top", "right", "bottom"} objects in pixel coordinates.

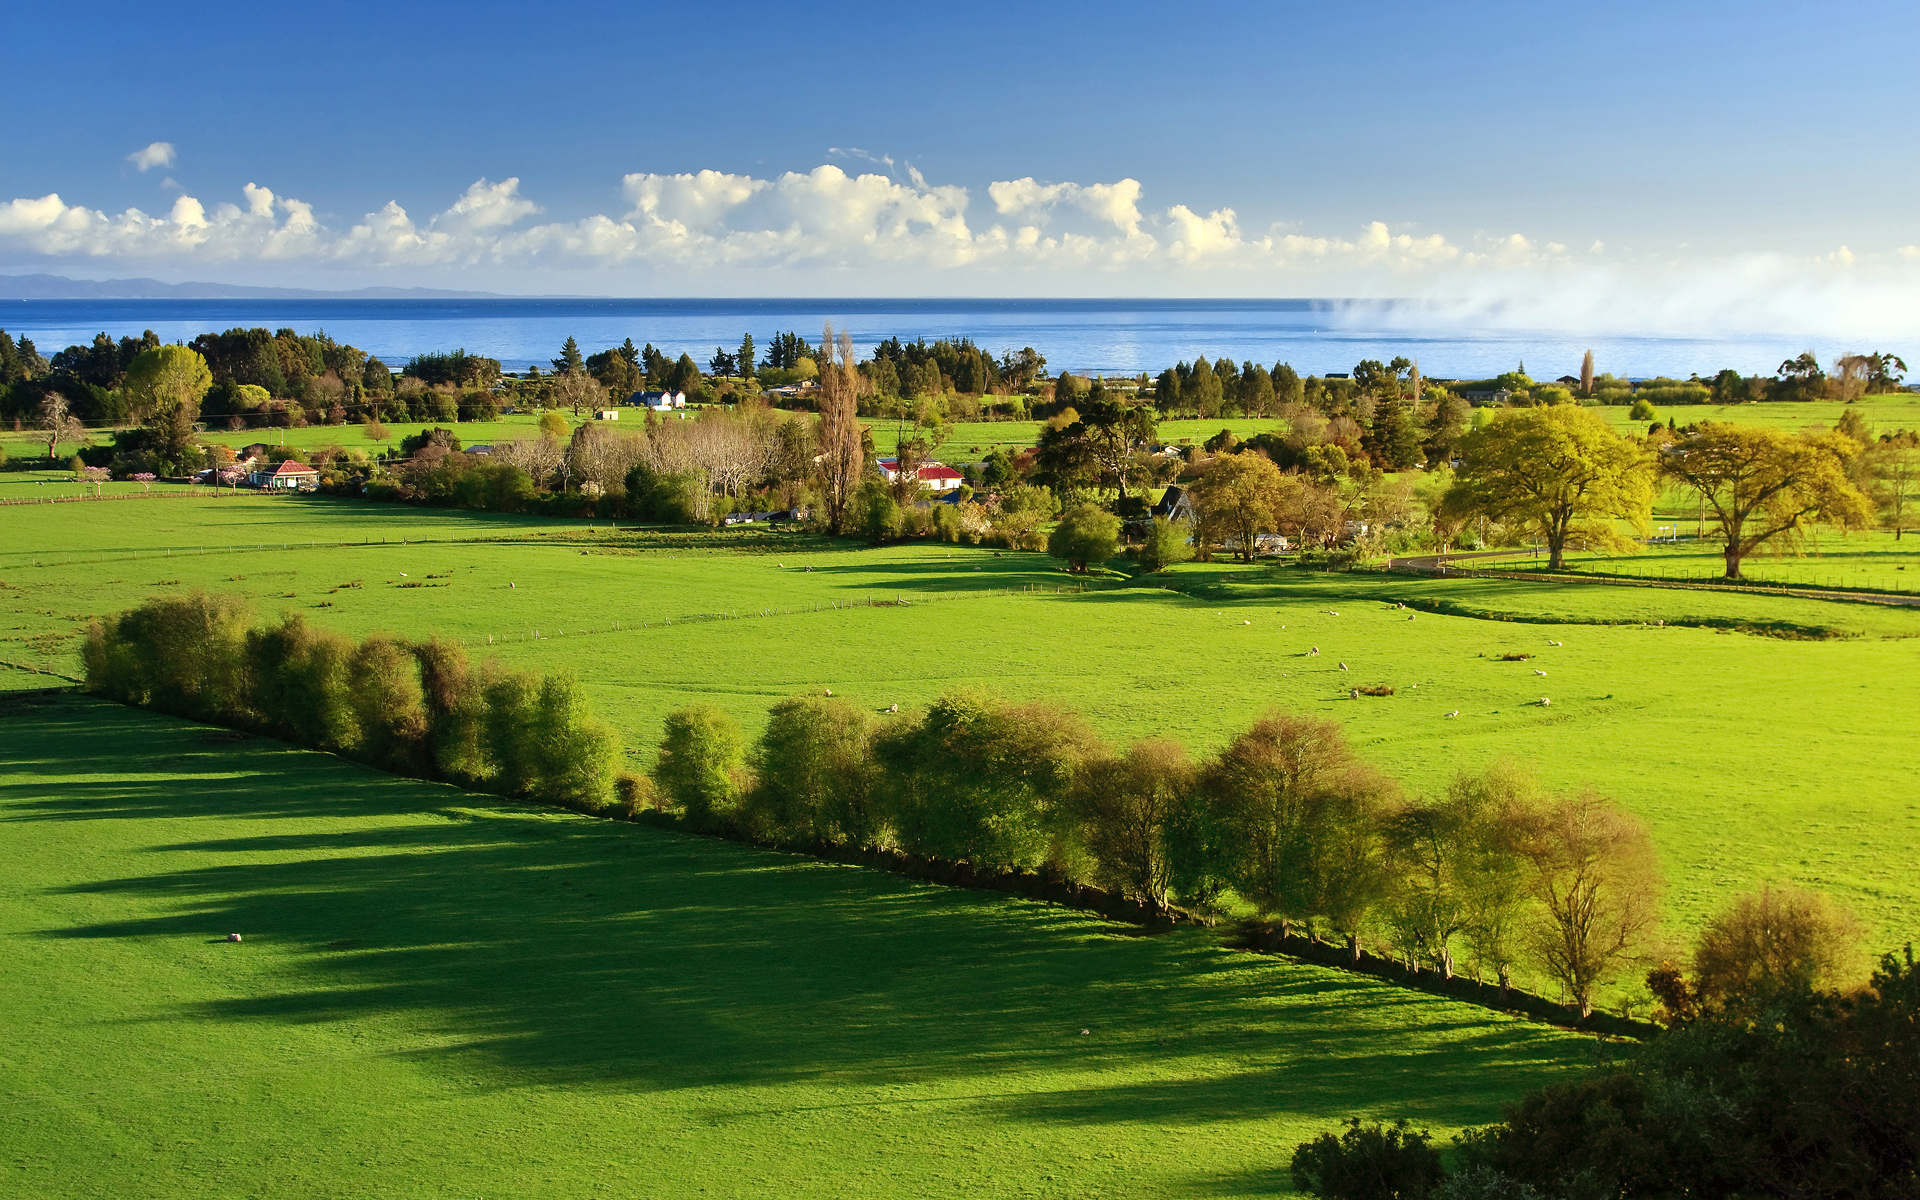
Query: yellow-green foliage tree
[
  {"left": 1662, "top": 424, "right": 1875, "bottom": 578},
  {"left": 123, "top": 344, "right": 213, "bottom": 467},
  {"left": 1442, "top": 405, "right": 1652, "bottom": 570},
  {"left": 1190, "top": 452, "right": 1296, "bottom": 562}
]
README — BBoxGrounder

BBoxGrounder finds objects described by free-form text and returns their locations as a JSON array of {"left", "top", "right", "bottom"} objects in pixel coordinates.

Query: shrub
[
  {"left": 1289, "top": 1118, "right": 1445, "bottom": 1200},
  {"left": 1136, "top": 516, "right": 1195, "bottom": 573},
  {"left": 1691, "top": 883, "right": 1862, "bottom": 1010},
  {"left": 525, "top": 674, "right": 621, "bottom": 813},
  {"left": 1628, "top": 398, "right": 1657, "bottom": 421}
]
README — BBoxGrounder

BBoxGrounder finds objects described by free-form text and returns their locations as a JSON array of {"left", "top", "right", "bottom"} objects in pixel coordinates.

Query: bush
[
  {"left": 1047, "top": 503, "right": 1121, "bottom": 572},
  {"left": 1290, "top": 1119, "right": 1445, "bottom": 1200},
  {"left": 1136, "top": 516, "right": 1194, "bottom": 573},
  {"left": 1628, "top": 398, "right": 1657, "bottom": 421}
]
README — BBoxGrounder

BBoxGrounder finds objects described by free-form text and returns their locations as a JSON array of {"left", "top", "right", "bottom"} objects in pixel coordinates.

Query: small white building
[{"left": 249, "top": 460, "right": 319, "bottom": 491}]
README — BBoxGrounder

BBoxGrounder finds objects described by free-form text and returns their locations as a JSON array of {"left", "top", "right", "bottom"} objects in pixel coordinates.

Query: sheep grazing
[
  {"left": 227, "top": 933, "right": 243, "bottom": 943},
  {"left": 1547, "top": 639, "right": 1562, "bottom": 646},
  {"left": 1539, "top": 697, "right": 1551, "bottom": 706},
  {"left": 1349, "top": 688, "right": 1360, "bottom": 699},
  {"left": 1242, "top": 620, "right": 1252, "bottom": 626},
  {"left": 886, "top": 703, "right": 899, "bottom": 714},
  {"left": 1446, "top": 710, "right": 1459, "bottom": 718},
  {"left": 1408, "top": 614, "right": 1416, "bottom": 621},
  {"left": 1410, "top": 682, "right": 1419, "bottom": 688},
  {"left": 1339, "top": 662, "right": 1349, "bottom": 671},
  {"left": 1534, "top": 669, "right": 1547, "bottom": 676},
  {"left": 824, "top": 688, "right": 833, "bottom": 696}
]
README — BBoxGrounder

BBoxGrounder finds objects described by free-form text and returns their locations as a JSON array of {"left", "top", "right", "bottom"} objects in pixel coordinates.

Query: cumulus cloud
[
  {"left": 127, "top": 142, "right": 175, "bottom": 172},
  {"left": 3, "top": 164, "right": 1917, "bottom": 334}
]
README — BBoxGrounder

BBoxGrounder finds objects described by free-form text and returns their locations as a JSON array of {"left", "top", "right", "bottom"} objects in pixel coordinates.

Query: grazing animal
[
  {"left": 1446, "top": 710, "right": 1459, "bottom": 718},
  {"left": 1339, "top": 662, "right": 1349, "bottom": 671},
  {"left": 1539, "top": 697, "right": 1551, "bottom": 706},
  {"left": 1408, "top": 614, "right": 1416, "bottom": 621},
  {"left": 779, "top": 562, "right": 784, "bottom": 567},
  {"left": 1534, "top": 669, "right": 1547, "bottom": 676},
  {"left": 509, "top": 582, "right": 515, "bottom": 588},
  {"left": 886, "top": 703, "right": 898, "bottom": 713},
  {"left": 399, "top": 572, "right": 407, "bottom": 577},
  {"left": 824, "top": 688, "right": 833, "bottom": 696},
  {"left": 1242, "top": 620, "right": 1251, "bottom": 626},
  {"left": 1547, "top": 639, "right": 1562, "bottom": 646},
  {"left": 1410, "top": 683, "right": 1419, "bottom": 688},
  {"left": 1349, "top": 688, "right": 1360, "bottom": 699},
  {"left": 227, "top": 933, "right": 243, "bottom": 943}
]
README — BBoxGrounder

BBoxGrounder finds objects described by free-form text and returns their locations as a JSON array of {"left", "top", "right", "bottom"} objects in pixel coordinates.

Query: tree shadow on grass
[{"left": 5, "top": 696, "right": 1586, "bottom": 1135}]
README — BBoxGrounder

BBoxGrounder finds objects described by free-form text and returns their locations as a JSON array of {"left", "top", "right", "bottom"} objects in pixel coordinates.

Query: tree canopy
[
  {"left": 1442, "top": 405, "right": 1652, "bottom": 570},
  {"left": 1661, "top": 424, "right": 1874, "bottom": 578}
]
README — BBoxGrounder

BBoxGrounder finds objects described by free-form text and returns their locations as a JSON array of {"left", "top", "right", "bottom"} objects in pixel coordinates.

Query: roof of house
[{"left": 271, "top": 460, "right": 318, "bottom": 476}]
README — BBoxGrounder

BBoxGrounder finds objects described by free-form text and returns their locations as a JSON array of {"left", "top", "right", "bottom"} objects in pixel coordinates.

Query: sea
[{"left": 0, "top": 297, "right": 1891, "bottom": 381}]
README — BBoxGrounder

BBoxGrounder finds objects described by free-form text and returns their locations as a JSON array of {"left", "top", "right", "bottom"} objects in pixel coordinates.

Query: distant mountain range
[{"left": 0, "top": 273, "right": 501, "bottom": 300}]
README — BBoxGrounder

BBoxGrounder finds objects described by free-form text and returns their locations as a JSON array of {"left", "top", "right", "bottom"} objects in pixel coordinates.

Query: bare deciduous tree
[{"left": 38, "top": 392, "right": 86, "bottom": 461}]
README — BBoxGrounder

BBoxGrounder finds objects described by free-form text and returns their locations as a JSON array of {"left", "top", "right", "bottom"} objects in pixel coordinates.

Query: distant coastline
[{"left": 0, "top": 273, "right": 502, "bottom": 301}]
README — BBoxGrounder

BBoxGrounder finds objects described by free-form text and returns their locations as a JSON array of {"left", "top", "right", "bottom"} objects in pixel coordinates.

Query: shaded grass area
[
  {"left": 0, "top": 696, "right": 1589, "bottom": 1198},
  {"left": 1479, "top": 530, "right": 1920, "bottom": 596}
]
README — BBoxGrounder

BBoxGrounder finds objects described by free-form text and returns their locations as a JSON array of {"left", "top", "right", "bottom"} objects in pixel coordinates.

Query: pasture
[
  {"left": 3, "top": 494, "right": 1918, "bottom": 971},
  {"left": 0, "top": 694, "right": 1589, "bottom": 1198}
]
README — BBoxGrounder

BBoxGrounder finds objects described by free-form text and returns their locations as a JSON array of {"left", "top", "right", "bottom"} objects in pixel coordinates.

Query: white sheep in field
[
  {"left": 1534, "top": 669, "right": 1547, "bottom": 676},
  {"left": 1339, "top": 662, "right": 1349, "bottom": 671},
  {"left": 1408, "top": 614, "right": 1416, "bottom": 621},
  {"left": 1539, "top": 697, "right": 1551, "bottom": 707},
  {"left": 1547, "top": 639, "right": 1563, "bottom": 646},
  {"left": 1242, "top": 620, "right": 1251, "bottom": 625},
  {"left": 1446, "top": 710, "right": 1459, "bottom": 718}
]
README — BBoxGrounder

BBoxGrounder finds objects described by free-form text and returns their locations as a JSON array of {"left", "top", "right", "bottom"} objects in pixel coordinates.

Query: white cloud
[
  {"left": 3, "top": 165, "right": 1918, "bottom": 335},
  {"left": 127, "top": 142, "right": 175, "bottom": 172}
]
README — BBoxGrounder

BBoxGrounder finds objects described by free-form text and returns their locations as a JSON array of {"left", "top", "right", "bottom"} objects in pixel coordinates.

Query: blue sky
[{"left": 1, "top": 0, "right": 1915, "bottom": 327}]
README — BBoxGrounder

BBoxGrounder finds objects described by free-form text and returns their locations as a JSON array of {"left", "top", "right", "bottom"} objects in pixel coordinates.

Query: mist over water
[{"left": 1, "top": 297, "right": 1901, "bottom": 380}]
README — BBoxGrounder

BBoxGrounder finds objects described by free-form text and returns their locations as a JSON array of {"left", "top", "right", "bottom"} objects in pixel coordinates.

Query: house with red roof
[
  {"left": 248, "top": 460, "right": 320, "bottom": 491},
  {"left": 877, "top": 458, "right": 965, "bottom": 494}
]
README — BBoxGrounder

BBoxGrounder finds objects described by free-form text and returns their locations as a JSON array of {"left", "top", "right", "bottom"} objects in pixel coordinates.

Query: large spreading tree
[
  {"left": 1441, "top": 405, "right": 1651, "bottom": 570},
  {"left": 1661, "top": 423, "right": 1874, "bottom": 578}
]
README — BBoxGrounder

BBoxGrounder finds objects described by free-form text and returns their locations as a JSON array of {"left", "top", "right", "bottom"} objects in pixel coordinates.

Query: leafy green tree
[
  {"left": 1190, "top": 451, "right": 1290, "bottom": 562},
  {"left": 745, "top": 694, "right": 879, "bottom": 844},
  {"left": 552, "top": 336, "right": 584, "bottom": 375},
  {"left": 1661, "top": 423, "right": 1874, "bottom": 577},
  {"left": 1441, "top": 405, "right": 1652, "bottom": 570},
  {"left": 1202, "top": 711, "right": 1395, "bottom": 946},
  {"left": 875, "top": 692, "right": 1097, "bottom": 868},
  {"left": 1272, "top": 362, "right": 1304, "bottom": 409},
  {"left": 1071, "top": 738, "right": 1196, "bottom": 912},
  {"left": 123, "top": 344, "right": 213, "bottom": 468},
  {"left": 1047, "top": 503, "right": 1120, "bottom": 572},
  {"left": 1866, "top": 436, "right": 1920, "bottom": 538},
  {"left": 737, "top": 332, "right": 755, "bottom": 382},
  {"left": 1382, "top": 766, "right": 1530, "bottom": 982},
  {"left": 652, "top": 705, "right": 747, "bottom": 828}
]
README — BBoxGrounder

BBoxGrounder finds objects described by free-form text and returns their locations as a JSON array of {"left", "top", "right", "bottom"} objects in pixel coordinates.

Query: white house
[
  {"left": 633, "top": 390, "right": 687, "bottom": 411},
  {"left": 876, "top": 458, "right": 965, "bottom": 494},
  {"left": 249, "top": 460, "right": 319, "bottom": 491}
]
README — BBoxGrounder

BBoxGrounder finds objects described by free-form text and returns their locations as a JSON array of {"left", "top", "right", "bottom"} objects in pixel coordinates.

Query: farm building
[
  {"left": 594, "top": 409, "right": 621, "bottom": 421},
  {"left": 632, "top": 391, "right": 687, "bottom": 411}
]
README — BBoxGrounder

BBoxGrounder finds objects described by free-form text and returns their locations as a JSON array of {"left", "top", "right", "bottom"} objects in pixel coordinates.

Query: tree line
[
  {"left": 640, "top": 689, "right": 1751, "bottom": 1020},
  {"left": 84, "top": 591, "right": 623, "bottom": 812}
]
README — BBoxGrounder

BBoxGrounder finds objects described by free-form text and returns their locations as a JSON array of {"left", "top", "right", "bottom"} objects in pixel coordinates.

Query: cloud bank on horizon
[{"left": 3, "top": 163, "right": 1916, "bottom": 337}]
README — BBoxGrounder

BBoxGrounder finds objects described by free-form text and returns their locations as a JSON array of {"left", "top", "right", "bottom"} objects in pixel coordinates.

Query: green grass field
[
  {"left": 0, "top": 694, "right": 1590, "bottom": 1198},
  {"left": 4, "top": 494, "right": 1918, "bottom": 972},
  {"left": 1479, "top": 529, "right": 1920, "bottom": 593}
]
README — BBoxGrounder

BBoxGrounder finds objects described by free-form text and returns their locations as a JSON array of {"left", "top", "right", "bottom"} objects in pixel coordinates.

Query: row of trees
[
  {"left": 1439, "top": 404, "right": 1891, "bottom": 576},
  {"left": 83, "top": 592, "right": 622, "bottom": 810},
  {"left": 647, "top": 692, "right": 1702, "bottom": 1018}
]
